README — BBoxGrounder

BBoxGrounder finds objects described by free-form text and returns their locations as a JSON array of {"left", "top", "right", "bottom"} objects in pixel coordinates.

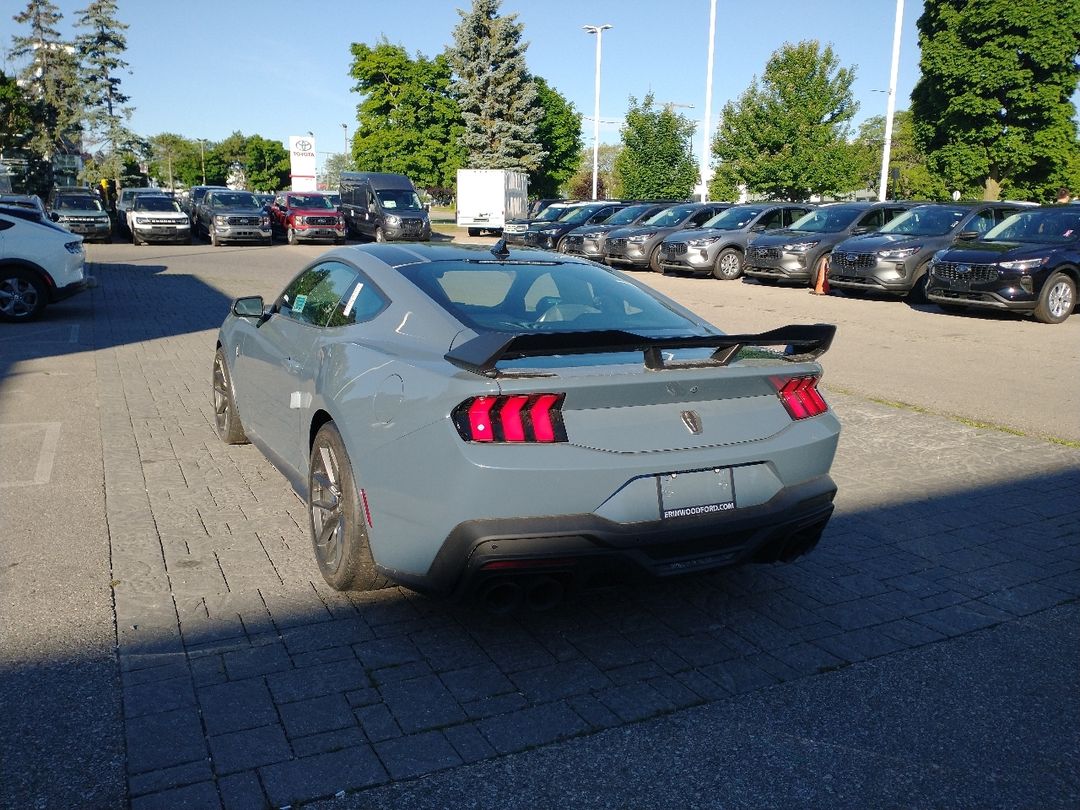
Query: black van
[{"left": 339, "top": 172, "right": 431, "bottom": 242}]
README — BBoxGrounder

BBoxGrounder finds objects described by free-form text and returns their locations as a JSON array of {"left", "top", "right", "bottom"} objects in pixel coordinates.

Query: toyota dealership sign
[{"left": 289, "top": 135, "right": 317, "bottom": 191}]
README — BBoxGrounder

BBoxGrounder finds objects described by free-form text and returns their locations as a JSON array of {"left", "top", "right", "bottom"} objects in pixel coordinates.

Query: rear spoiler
[{"left": 446, "top": 324, "right": 836, "bottom": 376}]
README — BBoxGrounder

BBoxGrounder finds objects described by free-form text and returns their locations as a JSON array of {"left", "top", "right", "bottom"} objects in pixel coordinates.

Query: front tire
[
  {"left": 287, "top": 227, "right": 299, "bottom": 246},
  {"left": 211, "top": 348, "right": 248, "bottom": 444},
  {"left": 309, "top": 422, "right": 390, "bottom": 592},
  {"left": 1033, "top": 272, "right": 1076, "bottom": 324},
  {"left": 649, "top": 245, "right": 664, "bottom": 273},
  {"left": 712, "top": 247, "right": 744, "bottom": 280},
  {"left": 209, "top": 227, "right": 219, "bottom": 247},
  {"left": 374, "top": 226, "right": 386, "bottom": 243},
  {"left": 0, "top": 269, "right": 47, "bottom": 322},
  {"left": 905, "top": 264, "right": 931, "bottom": 304}
]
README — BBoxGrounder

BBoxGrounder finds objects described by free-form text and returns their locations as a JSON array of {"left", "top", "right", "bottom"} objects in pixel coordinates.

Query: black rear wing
[{"left": 446, "top": 324, "right": 836, "bottom": 376}]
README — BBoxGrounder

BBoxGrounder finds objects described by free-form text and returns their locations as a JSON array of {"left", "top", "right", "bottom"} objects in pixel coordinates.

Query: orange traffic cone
[{"left": 810, "top": 255, "right": 830, "bottom": 295}]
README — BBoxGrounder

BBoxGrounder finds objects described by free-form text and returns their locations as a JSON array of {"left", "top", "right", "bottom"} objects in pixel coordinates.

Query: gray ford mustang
[{"left": 213, "top": 243, "right": 840, "bottom": 610}]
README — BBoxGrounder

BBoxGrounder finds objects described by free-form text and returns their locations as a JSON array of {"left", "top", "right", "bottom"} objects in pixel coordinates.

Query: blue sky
[{"left": 6, "top": 0, "right": 924, "bottom": 170}]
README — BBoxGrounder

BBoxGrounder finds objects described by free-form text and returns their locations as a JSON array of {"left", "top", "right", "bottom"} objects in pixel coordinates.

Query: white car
[
  {"left": 0, "top": 211, "right": 92, "bottom": 322},
  {"left": 117, "top": 188, "right": 170, "bottom": 235}
]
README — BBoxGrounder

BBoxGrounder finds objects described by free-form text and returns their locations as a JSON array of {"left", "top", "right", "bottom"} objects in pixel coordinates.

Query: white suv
[{"left": 0, "top": 211, "right": 92, "bottom": 322}]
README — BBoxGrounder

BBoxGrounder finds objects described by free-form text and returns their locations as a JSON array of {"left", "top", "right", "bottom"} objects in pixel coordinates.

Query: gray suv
[
  {"left": 744, "top": 202, "right": 913, "bottom": 285},
  {"left": 48, "top": 193, "right": 113, "bottom": 243},
  {"left": 561, "top": 203, "right": 672, "bottom": 261},
  {"left": 827, "top": 202, "right": 1026, "bottom": 300},
  {"left": 605, "top": 202, "right": 729, "bottom": 272},
  {"left": 657, "top": 203, "right": 814, "bottom": 279},
  {"left": 197, "top": 190, "right": 271, "bottom": 246}
]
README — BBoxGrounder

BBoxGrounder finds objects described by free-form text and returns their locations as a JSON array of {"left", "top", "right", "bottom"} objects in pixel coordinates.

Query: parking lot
[{"left": 1, "top": 238, "right": 1078, "bottom": 809}]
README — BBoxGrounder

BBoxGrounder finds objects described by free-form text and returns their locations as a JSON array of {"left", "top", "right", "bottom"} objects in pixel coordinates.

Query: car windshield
[
  {"left": 983, "top": 209, "right": 1080, "bottom": 244},
  {"left": 604, "top": 205, "right": 654, "bottom": 225},
  {"left": 136, "top": 197, "right": 182, "bottom": 212},
  {"left": 213, "top": 193, "right": 258, "bottom": 208},
  {"left": 398, "top": 259, "right": 711, "bottom": 338},
  {"left": 560, "top": 205, "right": 609, "bottom": 225},
  {"left": 375, "top": 189, "right": 422, "bottom": 210},
  {"left": 789, "top": 206, "right": 864, "bottom": 233},
  {"left": 645, "top": 205, "right": 696, "bottom": 227},
  {"left": 288, "top": 194, "right": 333, "bottom": 209},
  {"left": 702, "top": 206, "right": 765, "bottom": 230},
  {"left": 56, "top": 196, "right": 104, "bottom": 211},
  {"left": 880, "top": 207, "right": 966, "bottom": 236},
  {"left": 537, "top": 206, "right": 573, "bottom": 222}
]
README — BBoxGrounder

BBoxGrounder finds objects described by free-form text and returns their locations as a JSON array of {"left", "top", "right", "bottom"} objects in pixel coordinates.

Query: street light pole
[
  {"left": 878, "top": 0, "right": 905, "bottom": 201},
  {"left": 341, "top": 123, "right": 349, "bottom": 157},
  {"left": 583, "top": 24, "right": 612, "bottom": 201},
  {"left": 198, "top": 139, "right": 206, "bottom": 185},
  {"left": 699, "top": 0, "right": 717, "bottom": 202}
]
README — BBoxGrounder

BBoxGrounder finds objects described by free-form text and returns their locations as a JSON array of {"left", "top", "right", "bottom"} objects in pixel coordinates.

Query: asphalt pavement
[{"left": 0, "top": 237, "right": 1076, "bottom": 809}]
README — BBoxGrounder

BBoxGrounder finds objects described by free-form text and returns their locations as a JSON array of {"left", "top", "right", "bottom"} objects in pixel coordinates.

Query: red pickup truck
[{"left": 268, "top": 191, "right": 345, "bottom": 244}]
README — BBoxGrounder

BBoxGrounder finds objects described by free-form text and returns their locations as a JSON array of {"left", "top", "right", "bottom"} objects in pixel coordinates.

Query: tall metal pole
[
  {"left": 198, "top": 139, "right": 206, "bottom": 185},
  {"left": 584, "top": 24, "right": 612, "bottom": 201},
  {"left": 342, "top": 123, "right": 348, "bottom": 156},
  {"left": 878, "top": 0, "right": 904, "bottom": 201},
  {"left": 699, "top": 0, "right": 717, "bottom": 202}
]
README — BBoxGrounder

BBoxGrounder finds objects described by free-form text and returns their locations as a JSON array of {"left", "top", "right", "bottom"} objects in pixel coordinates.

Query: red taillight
[
  {"left": 776, "top": 375, "right": 828, "bottom": 420},
  {"left": 454, "top": 394, "right": 567, "bottom": 443}
]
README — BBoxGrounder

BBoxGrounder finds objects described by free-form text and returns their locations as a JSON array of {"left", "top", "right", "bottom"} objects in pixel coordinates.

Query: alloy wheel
[
  {"left": 0, "top": 276, "right": 41, "bottom": 320},
  {"left": 310, "top": 444, "right": 345, "bottom": 570}
]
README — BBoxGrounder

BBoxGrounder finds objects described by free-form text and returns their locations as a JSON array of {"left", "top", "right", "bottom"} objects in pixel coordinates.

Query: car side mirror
[
  {"left": 957, "top": 230, "right": 979, "bottom": 241},
  {"left": 233, "top": 296, "right": 265, "bottom": 318},
  {"left": 50, "top": 211, "right": 60, "bottom": 221},
  {"left": 851, "top": 226, "right": 873, "bottom": 235}
]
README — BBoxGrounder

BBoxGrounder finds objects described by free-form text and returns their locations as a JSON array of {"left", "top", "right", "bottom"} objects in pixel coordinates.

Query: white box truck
[{"left": 455, "top": 169, "right": 528, "bottom": 236}]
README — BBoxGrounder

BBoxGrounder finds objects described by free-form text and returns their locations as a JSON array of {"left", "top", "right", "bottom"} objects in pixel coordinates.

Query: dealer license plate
[{"left": 659, "top": 468, "right": 736, "bottom": 519}]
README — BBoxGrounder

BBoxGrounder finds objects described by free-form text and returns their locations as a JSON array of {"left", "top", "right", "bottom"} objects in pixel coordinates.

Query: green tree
[
  {"left": 348, "top": 39, "right": 464, "bottom": 188},
  {"left": 243, "top": 135, "right": 290, "bottom": 191},
  {"left": 529, "top": 77, "right": 582, "bottom": 198},
  {"left": 709, "top": 40, "right": 860, "bottom": 201},
  {"left": 448, "top": 0, "right": 545, "bottom": 172},
  {"left": 911, "top": 0, "right": 1080, "bottom": 201},
  {"left": 567, "top": 143, "right": 622, "bottom": 199},
  {"left": 10, "top": 0, "right": 83, "bottom": 189},
  {"left": 146, "top": 132, "right": 188, "bottom": 190},
  {"left": 75, "top": 0, "right": 141, "bottom": 191},
  {"left": 852, "top": 111, "right": 947, "bottom": 200},
  {"left": 0, "top": 71, "right": 34, "bottom": 157},
  {"left": 614, "top": 93, "right": 698, "bottom": 199},
  {"left": 322, "top": 152, "right": 353, "bottom": 191}
]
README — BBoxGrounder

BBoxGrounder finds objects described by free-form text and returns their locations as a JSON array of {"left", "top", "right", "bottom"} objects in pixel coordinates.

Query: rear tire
[
  {"left": 309, "top": 422, "right": 391, "bottom": 592},
  {"left": 467, "top": 227, "right": 481, "bottom": 237},
  {"left": 0, "top": 269, "right": 47, "bottom": 322},
  {"left": 712, "top": 247, "right": 744, "bottom": 280},
  {"left": 1033, "top": 272, "right": 1076, "bottom": 324}
]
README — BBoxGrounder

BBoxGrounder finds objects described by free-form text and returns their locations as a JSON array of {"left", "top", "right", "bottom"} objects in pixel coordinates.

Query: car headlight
[
  {"left": 783, "top": 240, "right": 819, "bottom": 253},
  {"left": 878, "top": 245, "right": 920, "bottom": 260},
  {"left": 539, "top": 226, "right": 561, "bottom": 235},
  {"left": 134, "top": 216, "right": 148, "bottom": 225},
  {"left": 385, "top": 214, "right": 401, "bottom": 226},
  {"left": 64, "top": 240, "right": 83, "bottom": 254},
  {"left": 688, "top": 236, "right": 720, "bottom": 247},
  {"left": 626, "top": 234, "right": 650, "bottom": 243},
  {"left": 214, "top": 215, "right": 228, "bottom": 225},
  {"left": 261, "top": 215, "right": 271, "bottom": 226},
  {"left": 999, "top": 257, "right": 1048, "bottom": 272}
]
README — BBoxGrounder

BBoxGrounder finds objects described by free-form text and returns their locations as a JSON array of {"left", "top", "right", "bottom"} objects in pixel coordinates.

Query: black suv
[
  {"left": 924, "top": 206, "right": 1079, "bottom": 324},
  {"left": 829, "top": 202, "right": 1025, "bottom": 300},
  {"left": 521, "top": 202, "right": 628, "bottom": 251},
  {"left": 743, "top": 201, "right": 912, "bottom": 285}
]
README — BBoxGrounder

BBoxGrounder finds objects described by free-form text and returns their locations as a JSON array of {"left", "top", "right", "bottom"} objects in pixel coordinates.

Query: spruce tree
[
  {"left": 10, "top": 0, "right": 83, "bottom": 184},
  {"left": 448, "top": 0, "right": 545, "bottom": 173},
  {"left": 75, "top": 0, "right": 142, "bottom": 189}
]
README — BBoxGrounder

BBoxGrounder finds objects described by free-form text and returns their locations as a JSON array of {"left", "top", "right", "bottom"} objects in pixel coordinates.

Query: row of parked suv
[{"left": 507, "top": 198, "right": 1078, "bottom": 325}]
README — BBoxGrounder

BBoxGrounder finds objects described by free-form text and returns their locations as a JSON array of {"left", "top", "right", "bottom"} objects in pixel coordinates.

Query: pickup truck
[
  {"left": 268, "top": 191, "right": 345, "bottom": 244},
  {"left": 197, "top": 190, "right": 272, "bottom": 246}
]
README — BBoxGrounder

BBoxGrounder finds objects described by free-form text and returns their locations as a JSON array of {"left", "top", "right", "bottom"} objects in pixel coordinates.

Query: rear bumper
[
  {"left": 391, "top": 475, "right": 837, "bottom": 597},
  {"left": 51, "top": 276, "right": 93, "bottom": 302}
]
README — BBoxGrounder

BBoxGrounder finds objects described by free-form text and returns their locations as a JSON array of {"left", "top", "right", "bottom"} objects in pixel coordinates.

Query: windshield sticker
[
  {"left": 292, "top": 294, "right": 308, "bottom": 314},
  {"left": 342, "top": 283, "right": 364, "bottom": 318}
]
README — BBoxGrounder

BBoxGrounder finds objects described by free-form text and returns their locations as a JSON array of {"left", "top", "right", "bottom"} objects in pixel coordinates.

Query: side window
[
  {"left": 884, "top": 207, "right": 908, "bottom": 224},
  {"left": 857, "top": 210, "right": 884, "bottom": 229},
  {"left": 785, "top": 208, "right": 810, "bottom": 226},
  {"left": 758, "top": 209, "right": 785, "bottom": 230},
  {"left": 366, "top": 190, "right": 378, "bottom": 212},
  {"left": 689, "top": 209, "right": 713, "bottom": 226},
  {"left": 995, "top": 207, "right": 1020, "bottom": 224},
  {"left": 967, "top": 209, "right": 995, "bottom": 234},
  {"left": 278, "top": 261, "right": 359, "bottom": 327},
  {"left": 328, "top": 272, "right": 387, "bottom": 328}
]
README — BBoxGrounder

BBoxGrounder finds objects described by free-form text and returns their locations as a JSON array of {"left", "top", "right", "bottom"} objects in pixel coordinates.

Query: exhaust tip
[
  {"left": 479, "top": 580, "right": 524, "bottom": 615},
  {"left": 525, "top": 575, "right": 565, "bottom": 612}
]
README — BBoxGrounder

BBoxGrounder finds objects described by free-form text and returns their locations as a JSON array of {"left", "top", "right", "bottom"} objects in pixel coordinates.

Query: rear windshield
[
  {"left": 398, "top": 260, "right": 711, "bottom": 337},
  {"left": 790, "top": 206, "right": 865, "bottom": 233},
  {"left": 984, "top": 209, "right": 1080, "bottom": 244},
  {"left": 880, "top": 206, "right": 966, "bottom": 236}
]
